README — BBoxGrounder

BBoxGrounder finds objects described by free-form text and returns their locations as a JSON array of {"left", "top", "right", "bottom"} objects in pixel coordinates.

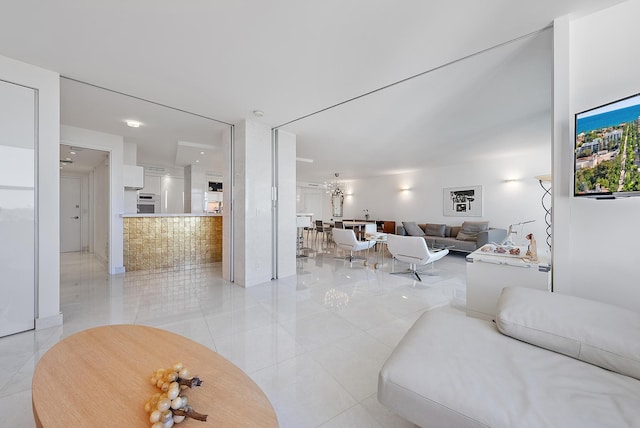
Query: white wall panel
[
  {"left": 0, "top": 54, "right": 61, "bottom": 330},
  {"left": 554, "top": 0, "right": 640, "bottom": 311},
  {"left": 0, "top": 80, "right": 36, "bottom": 337}
]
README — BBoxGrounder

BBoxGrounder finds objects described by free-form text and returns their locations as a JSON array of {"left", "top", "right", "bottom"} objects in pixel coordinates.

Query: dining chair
[
  {"left": 386, "top": 234, "right": 449, "bottom": 281},
  {"left": 304, "top": 218, "right": 315, "bottom": 242},
  {"left": 314, "top": 220, "right": 330, "bottom": 244}
]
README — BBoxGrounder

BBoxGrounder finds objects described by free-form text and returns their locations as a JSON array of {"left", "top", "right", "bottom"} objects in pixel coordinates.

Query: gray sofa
[{"left": 396, "top": 221, "right": 506, "bottom": 253}]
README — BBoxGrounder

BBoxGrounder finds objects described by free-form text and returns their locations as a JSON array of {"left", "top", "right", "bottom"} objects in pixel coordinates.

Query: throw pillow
[
  {"left": 402, "top": 221, "right": 425, "bottom": 237},
  {"left": 424, "top": 223, "right": 446, "bottom": 237},
  {"left": 496, "top": 286, "right": 640, "bottom": 381},
  {"left": 461, "top": 221, "right": 489, "bottom": 232},
  {"left": 456, "top": 221, "right": 489, "bottom": 241}
]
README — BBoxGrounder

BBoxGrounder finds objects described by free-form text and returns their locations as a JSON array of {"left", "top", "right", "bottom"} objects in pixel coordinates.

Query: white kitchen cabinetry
[
  {"left": 141, "top": 174, "right": 161, "bottom": 196},
  {"left": 161, "top": 176, "right": 184, "bottom": 213},
  {"left": 466, "top": 248, "right": 551, "bottom": 321},
  {"left": 123, "top": 165, "right": 144, "bottom": 189}
]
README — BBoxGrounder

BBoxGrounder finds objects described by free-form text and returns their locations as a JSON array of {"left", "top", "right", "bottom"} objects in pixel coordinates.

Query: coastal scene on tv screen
[{"left": 575, "top": 93, "right": 640, "bottom": 195}]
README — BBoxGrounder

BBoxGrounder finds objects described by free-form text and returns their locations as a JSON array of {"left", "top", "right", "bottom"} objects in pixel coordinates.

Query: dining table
[{"left": 324, "top": 220, "right": 373, "bottom": 239}]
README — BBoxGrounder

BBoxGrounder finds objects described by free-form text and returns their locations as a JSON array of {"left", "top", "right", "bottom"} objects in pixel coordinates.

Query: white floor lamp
[{"left": 534, "top": 174, "right": 552, "bottom": 251}]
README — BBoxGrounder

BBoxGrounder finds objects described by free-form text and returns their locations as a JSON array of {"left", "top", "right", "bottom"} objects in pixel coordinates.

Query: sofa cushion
[
  {"left": 456, "top": 221, "right": 489, "bottom": 241},
  {"left": 496, "top": 286, "right": 640, "bottom": 380},
  {"left": 424, "top": 223, "right": 446, "bottom": 237},
  {"left": 449, "top": 226, "right": 460, "bottom": 238},
  {"left": 402, "top": 221, "right": 425, "bottom": 237}
]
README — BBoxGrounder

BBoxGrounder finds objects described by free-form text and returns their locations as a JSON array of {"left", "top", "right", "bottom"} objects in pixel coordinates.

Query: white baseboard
[
  {"left": 111, "top": 265, "right": 125, "bottom": 274},
  {"left": 35, "top": 313, "right": 63, "bottom": 330}
]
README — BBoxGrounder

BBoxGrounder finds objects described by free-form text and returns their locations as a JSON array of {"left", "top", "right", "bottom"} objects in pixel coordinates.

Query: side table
[
  {"left": 466, "top": 248, "right": 551, "bottom": 321},
  {"left": 366, "top": 232, "right": 388, "bottom": 269}
]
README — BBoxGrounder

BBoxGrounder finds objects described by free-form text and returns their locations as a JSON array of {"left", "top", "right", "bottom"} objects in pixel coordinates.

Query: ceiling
[
  {"left": 60, "top": 78, "right": 228, "bottom": 174},
  {"left": 0, "top": 0, "right": 627, "bottom": 182}
]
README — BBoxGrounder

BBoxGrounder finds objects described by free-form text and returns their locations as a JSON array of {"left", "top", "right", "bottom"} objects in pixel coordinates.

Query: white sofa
[{"left": 378, "top": 287, "right": 640, "bottom": 427}]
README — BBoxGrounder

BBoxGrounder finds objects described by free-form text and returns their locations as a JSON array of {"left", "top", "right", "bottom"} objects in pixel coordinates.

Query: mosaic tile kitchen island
[{"left": 122, "top": 214, "right": 222, "bottom": 271}]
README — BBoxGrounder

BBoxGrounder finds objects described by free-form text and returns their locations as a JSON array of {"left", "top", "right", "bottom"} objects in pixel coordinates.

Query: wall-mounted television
[{"left": 574, "top": 92, "right": 640, "bottom": 198}]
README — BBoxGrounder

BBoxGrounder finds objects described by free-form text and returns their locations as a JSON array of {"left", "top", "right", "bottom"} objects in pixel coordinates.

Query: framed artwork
[{"left": 443, "top": 185, "right": 483, "bottom": 217}]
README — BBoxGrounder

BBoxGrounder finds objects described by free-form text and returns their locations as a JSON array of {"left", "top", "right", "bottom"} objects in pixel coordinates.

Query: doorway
[
  {"left": 60, "top": 176, "right": 81, "bottom": 252},
  {"left": 59, "top": 144, "right": 109, "bottom": 260}
]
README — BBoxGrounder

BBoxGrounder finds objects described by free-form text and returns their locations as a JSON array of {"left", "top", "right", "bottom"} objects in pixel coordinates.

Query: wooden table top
[{"left": 32, "top": 325, "right": 278, "bottom": 428}]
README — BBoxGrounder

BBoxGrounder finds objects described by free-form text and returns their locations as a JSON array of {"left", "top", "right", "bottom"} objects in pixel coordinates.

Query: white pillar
[{"left": 232, "top": 119, "right": 273, "bottom": 287}]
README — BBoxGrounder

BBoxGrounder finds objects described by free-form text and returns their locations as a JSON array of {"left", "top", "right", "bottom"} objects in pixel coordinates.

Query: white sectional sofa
[{"left": 378, "top": 287, "right": 640, "bottom": 427}]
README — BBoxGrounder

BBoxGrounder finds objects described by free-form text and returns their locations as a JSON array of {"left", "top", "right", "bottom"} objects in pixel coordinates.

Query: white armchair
[
  {"left": 386, "top": 234, "right": 449, "bottom": 281},
  {"left": 332, "top": 228, "right": 376, "bottom": 264}
]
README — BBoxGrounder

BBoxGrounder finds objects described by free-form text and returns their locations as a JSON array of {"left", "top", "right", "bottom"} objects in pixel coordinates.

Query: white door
[
  {"left": 0, "top": 80, "right": 36, "bottom": 337},
  {"left": 60, "top": 176, "right": 82, "bottom": 252}
]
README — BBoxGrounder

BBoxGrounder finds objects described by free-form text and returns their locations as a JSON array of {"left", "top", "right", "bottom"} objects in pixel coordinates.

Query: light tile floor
[{"left": 0, "top": 244, "right": 468, "bottom": 427}]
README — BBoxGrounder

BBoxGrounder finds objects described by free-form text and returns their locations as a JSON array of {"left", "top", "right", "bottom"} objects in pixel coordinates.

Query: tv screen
[{"left": 574, "top": 92, "right": 640, "bottom": 197}]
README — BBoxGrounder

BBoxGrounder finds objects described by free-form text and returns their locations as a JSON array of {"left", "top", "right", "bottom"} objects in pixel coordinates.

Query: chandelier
[{"left": 325, "top": 172, "right": 344, "bottom": 196}]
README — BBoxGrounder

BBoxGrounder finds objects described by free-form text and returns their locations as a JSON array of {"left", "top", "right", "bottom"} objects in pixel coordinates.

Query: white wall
[
  {"left": 340, "top": 147, "right": 551, "bottom": 252},
  {"left": 61, "top": 125, "right": 125, "bottom": 274},
  {"left": 0, "top": 54, "right": 61, "bottom": 329},
  {"left": 553, "top": 0, "right": 640, "bottom": 311}
]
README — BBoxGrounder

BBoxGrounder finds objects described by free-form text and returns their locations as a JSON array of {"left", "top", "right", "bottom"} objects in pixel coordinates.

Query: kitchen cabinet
[
  {"left": 123, "top": 165, "right": 144, "bottom": 189},
  {"left": 141, "top": 174, "right": 161, "bottom": 196},
  {"left": 161, "top": 176, "right": 184, "bottom": 213}
]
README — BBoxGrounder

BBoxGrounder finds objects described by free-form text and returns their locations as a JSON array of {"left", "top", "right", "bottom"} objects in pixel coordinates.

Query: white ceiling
[
  {"left": 60, "top": 78, "right": 228, "bottom": 173},
  {"left": 0, "top": 0, "right": 627, "bottom": 181}
]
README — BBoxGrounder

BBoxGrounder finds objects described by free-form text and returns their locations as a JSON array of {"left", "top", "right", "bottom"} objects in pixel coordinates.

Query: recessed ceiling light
[
  {"left": 200, "top": 151, "right": 204, "bottom": 155},
  {"left": 70, "top": 151, "right": 76, "bottom": 155},
  {"left": 125, "top": 120, "right": 142, "bottom": 128},
  {"left": 195, "top": 159, "right": 199, "bottom": 163},
  {"left": 253, "top": 110, "right": 264, "bottom": 117},
  {"left": 65, "top": 157, "right": 71, "bottom": 161}
]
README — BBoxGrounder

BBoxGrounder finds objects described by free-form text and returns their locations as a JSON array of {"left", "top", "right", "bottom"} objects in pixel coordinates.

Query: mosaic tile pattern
[{"left": 124, "top": 216, "right": 222, "bottom": 271}]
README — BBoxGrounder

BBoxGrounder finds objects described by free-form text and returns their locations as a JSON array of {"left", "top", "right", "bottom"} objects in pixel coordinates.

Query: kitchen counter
[
  {"left": 121, "top": 213, "right": 222, "bottom": 217},
  {"left": 123, "top": 215, "right": 222, "bottom": 271}
]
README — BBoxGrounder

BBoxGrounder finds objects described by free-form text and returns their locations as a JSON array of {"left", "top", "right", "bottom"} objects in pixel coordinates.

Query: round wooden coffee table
[{"left": 32, "top": 325, "right": 278, "bottom": 427}]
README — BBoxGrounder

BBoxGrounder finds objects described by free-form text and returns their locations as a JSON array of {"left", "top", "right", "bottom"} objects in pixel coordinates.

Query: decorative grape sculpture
[{"left": 145, "top": 362, "right": 207, "bottom": 427}]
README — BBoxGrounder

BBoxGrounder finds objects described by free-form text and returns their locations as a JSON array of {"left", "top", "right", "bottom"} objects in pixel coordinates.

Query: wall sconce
[{"left": 400, "top": 187, "right": 412, "bottom": 192}]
